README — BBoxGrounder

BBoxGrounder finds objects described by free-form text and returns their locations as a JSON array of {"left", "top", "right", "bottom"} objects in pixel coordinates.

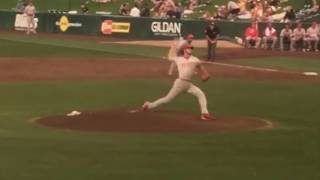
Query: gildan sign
[{"left": 151, "top": 21, "right": 182, "bottom": 37}]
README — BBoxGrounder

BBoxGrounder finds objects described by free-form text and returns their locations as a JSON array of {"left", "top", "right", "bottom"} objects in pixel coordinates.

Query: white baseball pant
[{"left": 148, "top": 79, "right": 209, "bottom": 114}]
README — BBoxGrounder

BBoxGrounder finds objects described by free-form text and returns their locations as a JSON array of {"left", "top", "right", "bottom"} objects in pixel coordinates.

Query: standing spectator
[
  {"left": 291, "top": 22, "right": 306, "bottom": 51},
  {"left": 204, "top": 21, "right": 220, "bottom": 61},
  {"left": 279, "top": 24, "right": 293, "bottom": 51},
  {"left": 263, "top": 22, "right": 278, "bottom": 50},
  {"left": 244, "top": 21, "right": 261, "bottom": 48},
  {"left": 130, "top": 4, "right": 141, "bottom": 17},
  {"left": 168, "top": 34, "right": 194, "bottom": 76},
  {"left": 24, "top": 1, "right": 36, "bottom": 35},
  {"left": 283, "top": 6, "right": 296, "bottom": 23},
  {"left": 305, "top": 21, "right": 319, "bottom": 51}
]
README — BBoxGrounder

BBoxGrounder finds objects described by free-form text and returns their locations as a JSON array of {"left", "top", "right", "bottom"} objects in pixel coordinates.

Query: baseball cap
[{"left": 186, "top": 34, "right": 194, "bottom": 40}]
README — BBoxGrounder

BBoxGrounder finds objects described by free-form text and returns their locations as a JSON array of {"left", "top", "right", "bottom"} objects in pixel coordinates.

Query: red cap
[{"left": 186, "top": 34, "right": 194, "bottom": 40}]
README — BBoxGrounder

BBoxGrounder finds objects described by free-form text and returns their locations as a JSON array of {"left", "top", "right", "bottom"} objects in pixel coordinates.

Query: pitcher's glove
[{"left": 201, "top": 74, "right": 210, "bottom": 82}]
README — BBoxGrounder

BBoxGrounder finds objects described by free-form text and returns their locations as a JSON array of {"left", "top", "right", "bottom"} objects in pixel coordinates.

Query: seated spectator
[
  {"left": 283, "top": 6, "right": 296, "bottom": 23},
  {"left": 268, "top": 0, "right": 280, "bottom": 7},
  {"left": 239, "top": 0, "right": 247, "bottom": 12},
  {"left": 130, "top": 3, "right": 141, "bottom": 17},
  {"left": 263, "top": 22, "right": 278, "bottom": 50},
  {"left": 16, "top": 0, "right": 26, "bottom": 12},
  {"left": 165, "top": 0, "right": 177, "bottom": 18},
  {"left": 190, "top": 0, "right": 199, "bottom": 11},
  {"left": 251, "top": 2, "right": 263, "bottom": 21},
  {"left": 214, "top": 5, "right": 228, "bottom": 19},
  {"left": 291, "top": 22, "right": 306, "bottom": 51},
  {"left": 151, "top": 0, "right": 163, "bottom": 17},
  {"left": 140, "top": 7, "right": 150, "bottom": 17},
  {"left": 80, "top": 3, "right": 89, "bottom": 14},
  {"left": 279, "top": 24, "right": 293, "bottom": 51},
  {"left": 175, "top": 2, "right": 184, "bottom": 19},
  {"left": 305, "top": 21, "right": 319, "bottom": 51},
  {"left": 119, "top": 2, "right": 130, "bottom": 15},
  {"left": 227, "top": 1, "right": 240, "bottom": 17},
  {"left": 263, "top": 6, "right": 273, "bottom": 22},
  {"left": 244, "top": 21, "right": 261, "bottom": 48}
]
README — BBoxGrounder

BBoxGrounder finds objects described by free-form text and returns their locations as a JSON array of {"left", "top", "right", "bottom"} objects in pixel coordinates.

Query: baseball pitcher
[{"left": 143, "top": 45, "right": 213, "bottom": 121}]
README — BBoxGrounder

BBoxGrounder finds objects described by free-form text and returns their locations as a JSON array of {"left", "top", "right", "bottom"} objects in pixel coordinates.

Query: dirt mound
[{"left": 36, "top": 109, "right": 272, "bottom": 133}]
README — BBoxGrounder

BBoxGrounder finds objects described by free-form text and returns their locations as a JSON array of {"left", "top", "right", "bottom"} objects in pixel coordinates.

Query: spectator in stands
[
  {"left": 283, "top": 6, "right": 296, "bottom": 23},
  {"left": 140, "top": 6, "right": 151, "bottom": 17},
  {"left": 165, "top": 0, "right": 177, "bottom": 18},
  {"left": 227, "top": 1, "right": 241, "bottom": 18},
  {"left": 305, "top": 21, "right": 319, "bottom": 51},
  {"left": 80, "top": 3, "right": 89, "bottom": 14},
  {"left": 175, "top": 2, "right": 184, "bottom": 19},
  {"left": 24, "top": 0, "right": 36, "bottom": 35},
  {"left": 16, "top": 0, "right": 26, "bottom": 12},
  {"left": 279, "top": 24, "right": 293, "bottom": 51},
  {"left": 263, "top": 22, "right": 278, "bottom": 50},
  {"left": 214, "top": 5, "right": 228, "bottom": 19},
  {"left": 119, "top": 2, "right": 130, "bottom": 15},
  {"left": 244, "top": 21, "right": 261, "bottom": 48},
  {"left": 130, "top": 3, "right": 141, "bottom": 17},
  {"left": 251, "top": 2, "right": 263, "bottom": 21},
  {"left": 291, "top": 22, "right": 306, "bottom": 52},
  {"left": 151, "top": 0, "right": 162, "bottom": 17}
]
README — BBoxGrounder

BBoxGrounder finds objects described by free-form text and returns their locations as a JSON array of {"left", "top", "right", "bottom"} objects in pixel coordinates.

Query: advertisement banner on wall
[
  {"left": 101, "top": 20, "right": 131, "bottom": 35},
  {"left": 150, "top": 21, "right": 182, "bottom": 37},
  {"left": 14, "top": 14, "right": 38, "bottom": 31},
  {"left": 55, "top": 16, "right": 82, "bottom": 32}
]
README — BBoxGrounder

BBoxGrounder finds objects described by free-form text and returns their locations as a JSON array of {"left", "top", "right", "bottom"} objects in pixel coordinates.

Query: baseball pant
[
  {"left": 26, "top": 15, "right": 36, "bottom": 34},
  {"left": 148, "top": 79, "right": 209, "bottom": 114},
  {"left": 245, "top": 37, "right": 261, "bottom": 48},
  {"left": 306, "top": 37, "right": 319, "bottom": 51},
  {"left": 280, "top": 36, "right": 291, "bottom": 50},
  {"left": 263, "top": 36, "right": 278, "bottom": 49},
  {"left": 207, "top": 41, "right": 217, "bottom": 61}
]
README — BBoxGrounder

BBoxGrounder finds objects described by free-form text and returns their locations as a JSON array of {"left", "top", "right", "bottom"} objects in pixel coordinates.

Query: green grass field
[
  {"left": 0, "top": 35, "right": 319, "bottom": 180},
  {"left": 230, "top": 57, "right": 320, "bottom": 73}
]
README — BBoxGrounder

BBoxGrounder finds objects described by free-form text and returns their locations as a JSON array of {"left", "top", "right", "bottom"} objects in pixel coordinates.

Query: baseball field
[{"left": 0, "top": 31, "right": 320, "bottom": 180}]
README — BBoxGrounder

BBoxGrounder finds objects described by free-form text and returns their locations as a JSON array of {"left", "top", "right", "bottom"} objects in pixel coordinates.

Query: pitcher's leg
[
  {"left": 187, "top": 84, "right": 209, "bottom": 114},
  {"left": 148, "top": 80, "right": 187, "bottom": 109}
]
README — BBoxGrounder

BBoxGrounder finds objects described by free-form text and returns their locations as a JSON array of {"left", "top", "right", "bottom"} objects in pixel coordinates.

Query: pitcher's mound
[{"left": 36, "top": 109, "right": 272, "bottom": 133}]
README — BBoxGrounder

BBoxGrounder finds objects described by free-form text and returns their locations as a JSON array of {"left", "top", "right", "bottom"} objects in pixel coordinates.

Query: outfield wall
[{"left": 0, "top": 10, "right": 313, "bottom": 40}]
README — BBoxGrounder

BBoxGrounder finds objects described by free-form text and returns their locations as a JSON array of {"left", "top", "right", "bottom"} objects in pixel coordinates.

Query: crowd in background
[{"left": 243, "top": 20, "right": 319, "bottom": 52}]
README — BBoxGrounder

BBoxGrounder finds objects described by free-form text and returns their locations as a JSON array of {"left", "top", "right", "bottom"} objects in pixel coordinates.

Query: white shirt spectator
[
  {"left": 130, "top": 6, "right": 141, "bottom": 17},
  {"left": 280, "top": 28, "right": 292, "bottom": 37},
  {"left": 306, "top": 26, "right": 319, "bottom": 38},
  {"left": 265, "top": 27, "right": 277, "bottom": 37},
  {"left": 292, "top": 28, "right": 306, "bottom": 39}
]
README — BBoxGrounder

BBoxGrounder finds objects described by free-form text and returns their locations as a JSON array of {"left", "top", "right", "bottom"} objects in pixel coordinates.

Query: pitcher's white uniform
[{"left": 146, "top": 55, "right": 209, "bottom": 114}]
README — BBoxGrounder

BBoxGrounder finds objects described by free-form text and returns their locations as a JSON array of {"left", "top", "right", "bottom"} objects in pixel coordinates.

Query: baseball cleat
[
  {"left": 142, "top": 101, "right": 150, "bottom": 111},
  {"left": 200, "top": 113, "right": 214, "bottom": 121}
]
